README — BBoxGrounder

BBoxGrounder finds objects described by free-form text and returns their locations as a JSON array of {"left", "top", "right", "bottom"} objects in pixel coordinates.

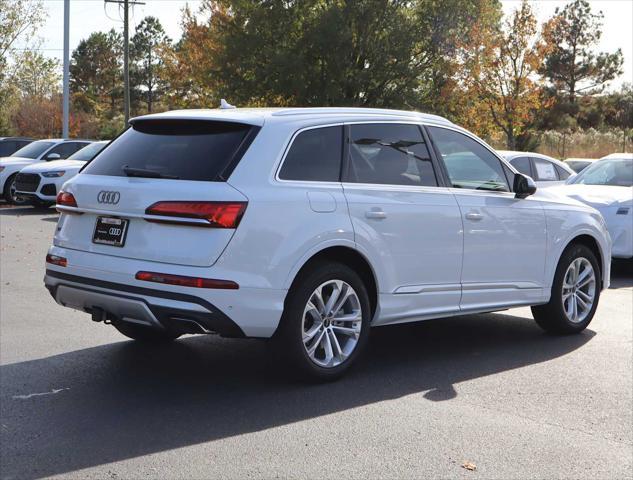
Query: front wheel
[
  {"left": 3, "top": 174, "right": 27, "bottom": 205},
  {"left": 532, "top": 243, "right": 601, "bottom": 334},
  {"left": 274, "top": 261, "right": 371, "bottom": 381}
]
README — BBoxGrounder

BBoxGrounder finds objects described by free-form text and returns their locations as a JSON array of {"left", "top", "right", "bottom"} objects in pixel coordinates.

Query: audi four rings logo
[{"left": 97, "top": 191, "right": 120, "bottom": 204}]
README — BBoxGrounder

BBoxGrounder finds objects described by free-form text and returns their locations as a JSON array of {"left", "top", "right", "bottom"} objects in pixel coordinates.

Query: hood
[
  {"left": 0, "top": 157, "right": 39, "bottom": 167},
  {"left": 20, "top": 159, "right": 86, "bottom": 173},
  {"left": 549, "top": 184, "right": 633, "bottom": 208}
]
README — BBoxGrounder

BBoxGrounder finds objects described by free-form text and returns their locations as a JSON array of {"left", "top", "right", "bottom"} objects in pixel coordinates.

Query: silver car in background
[{"left": 498, "top": 151, "right": 576, "bottom": 187}]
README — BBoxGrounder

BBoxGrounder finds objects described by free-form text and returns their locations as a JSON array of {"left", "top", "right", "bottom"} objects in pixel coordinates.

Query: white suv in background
[
  {"left": 15, "top": 141, "right": 109, "bottom": 207},
  {"left": 45, "top": 108, "right": 611, "bottom": 380},
  {"left": 0, "top": 139, "right": 93, "bottom": 204}
]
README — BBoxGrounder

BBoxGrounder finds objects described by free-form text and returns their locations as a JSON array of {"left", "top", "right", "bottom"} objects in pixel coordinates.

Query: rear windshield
[{"left": 81, "top": 120, "right": 256, "bottom": 181}]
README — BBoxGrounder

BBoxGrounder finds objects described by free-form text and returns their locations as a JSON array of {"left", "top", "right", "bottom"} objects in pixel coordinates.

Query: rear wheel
[
  {"left": 532, "top": 243, "right": 600, "bottom": 334},
  {"left": 275, "top": 261, "right": 371, "bottom": 381},
  {"left": 113, "top": 321, "right": 181, "bottom": 343},
  {"left": 3, "top": 174, "right": 27, "bottom": 205}
]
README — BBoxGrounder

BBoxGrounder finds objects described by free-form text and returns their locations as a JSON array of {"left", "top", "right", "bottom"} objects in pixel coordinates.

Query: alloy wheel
[
  {"left": 562, "top": 257, "right": 596, "bottom": 324},
  {"left": 302, "top": 279, "right": 363, "bottom": 368}
]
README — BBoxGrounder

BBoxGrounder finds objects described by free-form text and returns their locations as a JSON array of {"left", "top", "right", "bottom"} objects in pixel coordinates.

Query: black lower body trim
[{"left": 45, "top": 269, "right": 245, "bottom": 338}]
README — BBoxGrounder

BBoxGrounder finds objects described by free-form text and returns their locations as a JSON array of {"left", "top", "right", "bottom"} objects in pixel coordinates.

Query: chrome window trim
[{"left": 274, "top": 120, "right": 446, "bottom": 190}]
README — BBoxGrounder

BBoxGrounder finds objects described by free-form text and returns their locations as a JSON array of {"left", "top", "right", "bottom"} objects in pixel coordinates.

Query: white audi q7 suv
[{"left": 44, "top": 107, "right": 611, "bottom": 380}]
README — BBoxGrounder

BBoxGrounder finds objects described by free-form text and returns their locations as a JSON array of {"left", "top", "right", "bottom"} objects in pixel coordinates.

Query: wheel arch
[
  {"left": 285, "top": 245, "right": 379, "bottom": 318},
  {"left": 561, "top": 234, "right": 605, "bottom": 286}
]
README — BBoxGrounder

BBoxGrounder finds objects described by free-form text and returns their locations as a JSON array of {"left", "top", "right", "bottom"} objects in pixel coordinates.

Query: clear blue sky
[{"left": 16, "top": 0, "right": 633, "bottom": 90}]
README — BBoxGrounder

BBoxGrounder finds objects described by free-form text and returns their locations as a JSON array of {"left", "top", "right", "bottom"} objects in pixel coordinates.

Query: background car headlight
[
  {"left": 616, "top": 207, "right": 630, "bottom": 215},
  {"left": 41, "top": 171, "right": 65, "bottom": 178}
]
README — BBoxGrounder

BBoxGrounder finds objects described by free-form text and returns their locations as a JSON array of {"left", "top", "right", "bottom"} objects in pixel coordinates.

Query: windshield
[
  {"left": 571, "top": 159, "right": 632, "bottom": 187},
  {"left": 68, "top": 142, "right": 107, "bottom": 161},
  {"left": 10, "top": 141, "right": 55, "bottom": 159}
]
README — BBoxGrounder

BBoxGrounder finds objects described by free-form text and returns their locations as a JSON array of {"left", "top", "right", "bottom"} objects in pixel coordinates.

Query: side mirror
[
  {"left": 45, "top": 153, "right": 61, "bottom": 161},
  {"left": 513, "top": 173, "right": 537, "bottom": 199}
]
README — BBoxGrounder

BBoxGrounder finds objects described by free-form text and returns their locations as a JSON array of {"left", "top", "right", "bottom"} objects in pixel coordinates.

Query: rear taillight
[
  {"left": 46, "top": 254, "right": 67, "bottom": 267},
  {"left": 135, "top": 271, "right": 239, "bottom": 289},
  {"left": 56, "top": 191, "right": 78, "bottom": 208},
  {"left": 145, "top": 201, "right": 247, "bottom": 228}
]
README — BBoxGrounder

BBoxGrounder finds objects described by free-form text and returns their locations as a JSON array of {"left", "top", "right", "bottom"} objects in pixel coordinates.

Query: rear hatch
[{"left": 54, "top": 119, "right": 259, "bottom": 267}]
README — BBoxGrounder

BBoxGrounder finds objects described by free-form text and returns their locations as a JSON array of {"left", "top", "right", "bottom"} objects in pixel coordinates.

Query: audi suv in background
[
  {"left": 45, "top": 107, "right": 611, "bottom": 380},
  {"left": 498, "top": 151, "right": 575, "bottom": 187},
  {"left": 15, "top": 141, "right": 109, "bottom": 207},
  {"left": 0, "top": 138, "right": 93, "bottom": 204}
]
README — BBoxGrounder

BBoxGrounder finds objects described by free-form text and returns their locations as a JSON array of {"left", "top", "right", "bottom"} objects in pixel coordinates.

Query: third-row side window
[{"left": 279, "top": 126, "right": 343, "bottom": 182}]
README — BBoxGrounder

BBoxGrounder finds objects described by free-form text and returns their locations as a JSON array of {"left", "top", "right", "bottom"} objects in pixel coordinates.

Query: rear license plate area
[{"left": 92, "top": 216, "right": 129, "bottom": 247}]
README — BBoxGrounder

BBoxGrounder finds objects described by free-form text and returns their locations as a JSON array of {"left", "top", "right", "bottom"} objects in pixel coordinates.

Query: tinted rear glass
[
  {"left": 347, "top": 123, "right": 437, "bottom": 187},
  {"left": 279, "top": 126, "right": 343, "bottom": 181},
  {"left": 82, "top": 120, "right": 254, "bottom": 181}
]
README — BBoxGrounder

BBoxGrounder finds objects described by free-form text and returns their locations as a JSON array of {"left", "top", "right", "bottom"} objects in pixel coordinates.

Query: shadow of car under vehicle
[
  {"left": 0, "top": 205, "right": 55, "bottom": 217},
  {"left": 0, "top": 312, "right": 594, "bottom": 479}
]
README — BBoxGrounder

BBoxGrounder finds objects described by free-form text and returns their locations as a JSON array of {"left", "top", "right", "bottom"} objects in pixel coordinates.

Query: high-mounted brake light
[
  {"left": 145, "top": 201, "right": 247, "bottom": 228},
  {"left": 56, "top": 191, "right": 78, "bottom": 208},
  {"left": 46, "top": 254, "right": 67, "bottom": 267},
  {"left": 135, "top": 271, "right": 239, "bottom": 289}
]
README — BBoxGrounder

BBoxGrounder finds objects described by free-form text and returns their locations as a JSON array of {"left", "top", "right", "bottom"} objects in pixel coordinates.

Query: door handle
[
  {"left": 365, "top": 209, "right": 387, "bottom": 220},
  {"left": 465, "top": 211, "right": 484, "bottom": 221}
]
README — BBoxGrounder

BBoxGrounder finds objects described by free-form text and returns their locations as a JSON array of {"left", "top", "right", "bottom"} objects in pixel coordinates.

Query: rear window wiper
[{"left": 122, "top": 166, "right": 179, "bottom": 179}]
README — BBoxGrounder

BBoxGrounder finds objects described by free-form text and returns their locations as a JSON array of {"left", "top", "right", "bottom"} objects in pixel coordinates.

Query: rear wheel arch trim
[{"left": 284, "top": 243, "right": 380, "bottom": 317}]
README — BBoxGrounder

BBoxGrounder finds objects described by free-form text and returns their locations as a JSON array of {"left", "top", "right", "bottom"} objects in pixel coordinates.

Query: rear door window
[
  {"left": 346, "top": 123, "right": 437, "bottom": 187},
  {"left": 82, "top": 120, "right": 256, "bottom": 181},
  {"left": 46, "top": 142, "right": 84, "bottom": 160},
  {"left": 279, "top": 126, "right": 343, "bottom": 181},
  {"left": 533, "top": 158, "right": 559, "bottom": 181}
]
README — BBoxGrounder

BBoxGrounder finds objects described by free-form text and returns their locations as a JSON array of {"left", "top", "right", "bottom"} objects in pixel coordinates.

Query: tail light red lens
[
  {"left": 56, "top": 191, "right": 78, "bottom": 208},
  {"left": 145, "top": 201, "right": 247, "bottom": 228},
  {"left": 136, "top": 271, "right": 239, "bottom": 290},
  {"left": 46, "top": 254, "right": 67, "bottom": 267}
]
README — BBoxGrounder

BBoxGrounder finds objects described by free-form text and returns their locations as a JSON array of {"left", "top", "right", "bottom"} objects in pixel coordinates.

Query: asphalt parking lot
[{"left": 0, "top": 205, "right": 631, "bottom": 480}]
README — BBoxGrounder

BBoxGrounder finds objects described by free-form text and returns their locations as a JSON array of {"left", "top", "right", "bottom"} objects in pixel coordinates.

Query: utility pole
[
  {"left": 62, "top": 0, "right": 70, "bottom": 138},
  {"left": 104, "top": 0, "right": 144, "bottom": 124}
]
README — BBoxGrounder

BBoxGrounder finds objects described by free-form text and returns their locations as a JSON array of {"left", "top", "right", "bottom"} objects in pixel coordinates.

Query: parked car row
[{"left": 0, "top": 138, "right": 108, "bottom": 205}]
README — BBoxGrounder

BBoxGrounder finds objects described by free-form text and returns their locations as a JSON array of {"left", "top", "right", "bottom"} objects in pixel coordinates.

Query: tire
[
  {"left": 532, "top": 243, "right": 601, "bottom": 334},
  {"left": 274, "top": 261, "right": 372, "bottom": 381},
  {"left": 112, "top": 321, "right": 181, "bottom": 343},
  {"left": 3, "top": 174, "right": 26, "bottom": 205}
]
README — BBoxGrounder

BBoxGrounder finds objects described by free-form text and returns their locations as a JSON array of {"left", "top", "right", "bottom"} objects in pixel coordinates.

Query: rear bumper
[{"left": 45, "top": 269, "right": 246, "bottom": 337}]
